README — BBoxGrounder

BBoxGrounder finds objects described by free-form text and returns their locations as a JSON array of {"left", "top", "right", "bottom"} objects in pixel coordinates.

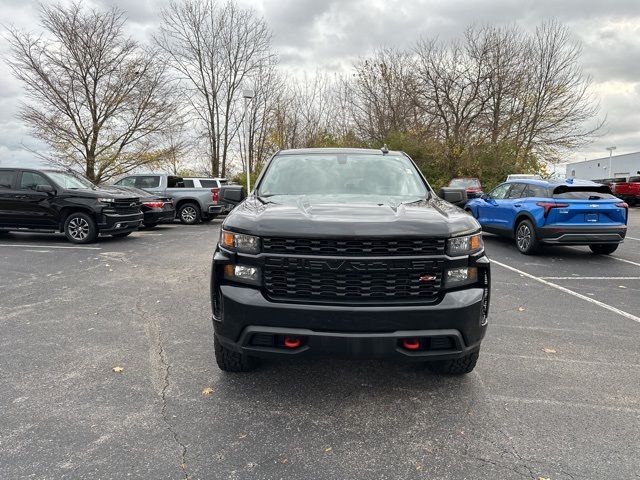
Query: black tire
[
  {"left": 178, "top": 203, "right": 201, "bottom": 225},
  {"left": 214, "top": 335, "right": 258, "bottom": 372},
  {"left": 112, "top": 232, "right": 132, "bottom": 238},
  {"left": 589, "top": 244, "right": 619, "bottom": 255},
  {"left": 63, "top": 212, "right": 98, "bottom": 244},
  {"left": 427, "top": 349, "right": 480, "bottom": 375},
  {"left": 143, "top": 222, "right": 158, "bottom": 229},
  {"left": 515, "top": 219, "right": 539, "bottom": 255}
]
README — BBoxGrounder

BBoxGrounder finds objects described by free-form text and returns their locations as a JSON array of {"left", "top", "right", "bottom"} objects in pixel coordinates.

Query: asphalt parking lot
[{"left": 1, "top": 210, "right": 639, "bottom": 480}]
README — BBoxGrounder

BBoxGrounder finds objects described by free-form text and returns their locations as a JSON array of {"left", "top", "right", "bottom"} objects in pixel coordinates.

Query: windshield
[
  {"left": 46, "top": 171, "right": 95, "bottom": 189},
  {"left": 257, "top": 154, "right": 428, "bottom": 199},
  {"left": 450, "top": 178, "right": 480, "bottom": 188}
]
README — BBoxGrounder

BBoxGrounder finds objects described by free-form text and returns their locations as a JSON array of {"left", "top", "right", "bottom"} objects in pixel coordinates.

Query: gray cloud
[{"left": 2, "top": 0, "right": 640, "bottom": 165}]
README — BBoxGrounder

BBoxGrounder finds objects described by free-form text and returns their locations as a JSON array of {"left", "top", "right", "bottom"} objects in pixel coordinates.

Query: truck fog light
[
  {"left": 224, "top": 264, "right": 260, "bottom": 283},
  {"left": 445, "top": 267, "right": 478, "bottom": 287}
]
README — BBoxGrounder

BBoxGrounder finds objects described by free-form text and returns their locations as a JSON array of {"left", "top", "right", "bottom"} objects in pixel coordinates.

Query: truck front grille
[
  {"left": 113, "top": 198, "right": 141, "bottom": 214},
  {"left": 263, "top": 257, "right": 443, "bottom": 303},
  {"left": 262, "top": 237, "right": 446, "bottom": 256}
]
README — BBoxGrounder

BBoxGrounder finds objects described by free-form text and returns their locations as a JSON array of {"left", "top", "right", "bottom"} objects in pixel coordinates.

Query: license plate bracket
[{"left": 585, "top": 213, "right": 599, "bottom": 223}]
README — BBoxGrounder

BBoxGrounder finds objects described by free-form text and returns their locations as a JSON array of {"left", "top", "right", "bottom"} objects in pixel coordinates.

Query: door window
[
  {"left": 199, "top": 180, "right": 217, "bottom": 188},
  {"left": 136, "top": 176, "right": 160, "bottom": 189},
  {"left": 506, "top": 183, "right": 526, "bottom": 199},
  {"left": 19, "top": 172, "right": 52, "bottom": 191},
  {"left": 523, "top": 185, "right": 548, "bottom": 198},
  {"left": 488, "top": 183, "right": 510, "bottom": 199},
  {"left": 0, "top": 170, "right": 17, "bottom": 189},
  {"left": 115, "top": 176, "right": 136, "bottom": 187},
  {"left": 183, "top": 179, "right": 195, "bottom": 188}
]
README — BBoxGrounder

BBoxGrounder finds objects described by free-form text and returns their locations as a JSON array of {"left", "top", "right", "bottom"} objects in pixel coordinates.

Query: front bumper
[
  {"left": 98, "top": 212, "right": 143, "bottom": 234},
  {"left": 213, "top": 284, "right": 488, "bottom": 361},
  {"left": 538, "top": 226, "right": 627, "bottom": 245}
]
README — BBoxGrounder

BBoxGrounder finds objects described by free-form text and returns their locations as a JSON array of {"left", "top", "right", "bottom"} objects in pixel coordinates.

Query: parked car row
[{"left": 0, "top": 168, "right": 245, "bottom": 244}]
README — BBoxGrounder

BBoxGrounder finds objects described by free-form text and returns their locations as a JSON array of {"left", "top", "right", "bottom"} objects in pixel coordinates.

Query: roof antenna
[{"left": 381, "top": 144, "right": 389, "bottom": 155}]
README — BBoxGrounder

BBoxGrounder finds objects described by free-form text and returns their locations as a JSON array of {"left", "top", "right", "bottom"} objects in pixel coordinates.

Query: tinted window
[
  {"left": 20, "top": 172, "right": 52, "bottom": 190},
  {"left": 553, "top": 186, "right": 616, "bottom": 200},
  {"left": 489, "top": 183, "right": 510, "bottom": 199},
  {"left": 0, "top": 170, "right": 16, "bottom": 189},
  {"left": 629, "top": 176, "right": 640, "bottom": 182},
  {"left": 167, "top": 176, "right": 183, "bottom": 188},
  {"left": 506, "top": 183, "right": 526, "bottom": 199},
  {"left": 524, "top": 185, "right": 548, "bottom": 198},
  {"left": 115, "top": 177, "right": 136, "bottom": 187},
  {"left": 136, "top": 176, "right": 160, "bottom": 189},
  {"left": 199, "top": 180, "right": 217, "bottom": 188},
  {"left": 183, "top": 179, "right": 195, "bottom": 188}
]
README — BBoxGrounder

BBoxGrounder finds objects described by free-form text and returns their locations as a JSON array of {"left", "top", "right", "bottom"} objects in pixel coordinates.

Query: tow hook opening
[
  {"left": 401, "top": 337, "right": 422, "bottom": 351},
  {"left": 283, "top": 336, "right": 302, "bottom": 349}
]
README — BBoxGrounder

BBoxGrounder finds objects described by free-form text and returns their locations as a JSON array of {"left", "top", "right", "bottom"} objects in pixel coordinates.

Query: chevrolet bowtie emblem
[{"left": 419, "top": 274, "right": 437, "bottom": 283}]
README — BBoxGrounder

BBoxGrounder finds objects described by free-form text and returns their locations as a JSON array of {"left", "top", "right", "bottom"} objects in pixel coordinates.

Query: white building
[{"left": 566, "top": 152, "right": 640, "bottom": 180}]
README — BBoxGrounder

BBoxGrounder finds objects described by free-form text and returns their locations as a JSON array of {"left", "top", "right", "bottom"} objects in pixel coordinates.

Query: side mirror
[
  {"left": 439, "top": 187, "right": 468, "bottom": 207},
  {"left": 220, "top": 187, "right": 246, "bottom": 203},
  {"left": 36, "top": 184, "right": 55, "bottom": 194}
]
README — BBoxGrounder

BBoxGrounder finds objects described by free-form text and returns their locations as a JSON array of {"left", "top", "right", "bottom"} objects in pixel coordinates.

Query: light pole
[
  {"left": 242, "top": 89, "right": 255, "bottom": 195},
  {"left": 606, "top": 146, "right": 616, "bottom": 176}
]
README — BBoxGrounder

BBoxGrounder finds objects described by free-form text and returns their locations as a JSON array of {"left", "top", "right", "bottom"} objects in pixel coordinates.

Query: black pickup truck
[
  {"left": 210, "top": 148, "right": 490, "bottom": 374},
  {"left": 0, "top": 168, "right": 142, "bottom": 243}
]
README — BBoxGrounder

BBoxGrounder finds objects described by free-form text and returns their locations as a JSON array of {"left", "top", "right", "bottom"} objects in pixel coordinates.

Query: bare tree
[
  {"left": 348, "top": 48, "right": 422, "bottom": 143},
  {"left": 5, "top": 3, "right": 177, "bottom": 184},
  {"left": 516, "top": 20, "right": 602, "bottom": 160},
  {"left": 237, "top": 59, "right": 282, "bottom": 174},
  {"left": 156, "top": 0, "right": 273, "bottom": 177}
]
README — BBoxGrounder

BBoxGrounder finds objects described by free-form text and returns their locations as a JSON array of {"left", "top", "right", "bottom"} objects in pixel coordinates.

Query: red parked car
[
  {"left": 448, "top": 177, "right": 483, "bottom": 199},
  {"left": 610, "top": 176, "right": 640, "bottom": 206}
]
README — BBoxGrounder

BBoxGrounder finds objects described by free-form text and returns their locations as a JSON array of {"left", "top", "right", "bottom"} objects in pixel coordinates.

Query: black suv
[
  {"left": 0, "top": 168, "right": 143, "bottom": 243},
  {"left": 211, "top": 148, "right": 490, "bottom": 375}
]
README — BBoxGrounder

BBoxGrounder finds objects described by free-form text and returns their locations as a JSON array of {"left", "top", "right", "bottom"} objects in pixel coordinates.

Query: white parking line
[
  {"left": 610, "top": 256, "right": 640, "bottom": 267},
  {"left": 0, "top": 244, "right": 101, "bottom": 250},
  {"left": 625, "top": 236, "right": 640, "bottom": 241},
  {"left": 540, "top": 276, "right": 640, "bottom": 280},
  {"left": 492, "top": 259, "right": 640, "bottom": 324}
]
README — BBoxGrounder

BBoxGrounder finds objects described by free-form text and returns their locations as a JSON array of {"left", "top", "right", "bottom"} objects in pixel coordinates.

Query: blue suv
[{"left": 465, "top": 179, "right": 628, "bottom": 255}]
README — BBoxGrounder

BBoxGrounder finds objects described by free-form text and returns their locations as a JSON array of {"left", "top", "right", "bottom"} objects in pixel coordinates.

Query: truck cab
[{"left": 210, "top": 148, "right": 490, "bottom": 375}]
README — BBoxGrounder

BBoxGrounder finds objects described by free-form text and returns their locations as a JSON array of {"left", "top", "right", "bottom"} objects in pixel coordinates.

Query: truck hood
[
  {"left": 223, "top": 195, "right": 479, "bottom": 238},
  {"left": 61, "top": 187, "right": 139, "bottom": 200}
]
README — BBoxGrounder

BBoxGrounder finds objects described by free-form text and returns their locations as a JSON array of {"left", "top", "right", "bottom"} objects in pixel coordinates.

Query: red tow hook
[
  {"left": 284, "top": 336, "right": 301, "bottom": 349},
  {"left": 402, "top": 337, "right": 421, "bottom": 351}
]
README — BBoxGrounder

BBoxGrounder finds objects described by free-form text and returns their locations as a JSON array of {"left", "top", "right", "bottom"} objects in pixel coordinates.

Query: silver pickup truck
[{"left": 113, "top": 174, "right": 223, "bottom": 224}]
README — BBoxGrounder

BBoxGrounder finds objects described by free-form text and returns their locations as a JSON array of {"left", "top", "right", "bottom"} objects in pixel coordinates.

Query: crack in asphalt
[
  {"left": 157, "top": 329, "right": 190, "bottom": 480},
  {"left": 134, "top": 300, "right": 189, "bottom": 479}
]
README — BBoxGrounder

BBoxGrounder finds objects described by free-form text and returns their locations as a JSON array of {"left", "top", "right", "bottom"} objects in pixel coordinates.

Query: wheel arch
[
  {"left": 58, "top": 206, "right": 97, "bottom": 232},
  {"left": 513, "top": 211, "right": 537, "bottom": 238},
  {"left": 175, "top": 198, "right": 201, "bottom": 211}
]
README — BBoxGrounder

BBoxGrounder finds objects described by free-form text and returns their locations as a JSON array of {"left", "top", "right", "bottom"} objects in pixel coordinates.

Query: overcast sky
[{"left": 1, "top": 0, "right": 640, "bottom": 169}]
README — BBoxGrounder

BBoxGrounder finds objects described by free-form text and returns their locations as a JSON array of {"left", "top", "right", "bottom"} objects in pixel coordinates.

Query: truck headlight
[
  {"left": 445, "top": 267, "right": 478, "bottom": 287},
  {"left": 447, "top": 233, "right": 483, "bottom": 256},
  {"left": 97, "top": 197, "right": 115, "bottom": 204},
  {"left": 220, "top": 230, "right": 260, "bottom": 253}
]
